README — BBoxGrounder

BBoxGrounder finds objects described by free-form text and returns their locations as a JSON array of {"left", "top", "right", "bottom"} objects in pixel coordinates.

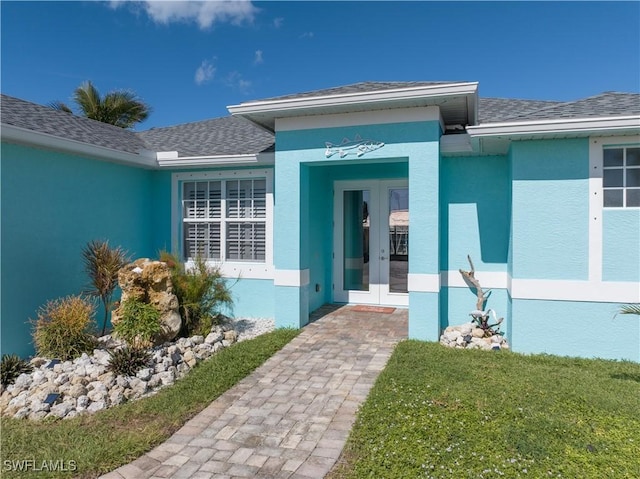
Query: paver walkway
[{"left": 101, "top": 305, "right": 407, "bottom": 479}]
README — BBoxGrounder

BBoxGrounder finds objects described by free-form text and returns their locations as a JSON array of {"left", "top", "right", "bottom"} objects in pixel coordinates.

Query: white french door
[{"left": 333, "top": 180, "right": 409, "bottom": 306}]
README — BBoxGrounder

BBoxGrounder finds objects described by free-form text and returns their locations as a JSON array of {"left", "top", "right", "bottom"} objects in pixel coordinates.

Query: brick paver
[{"left": 101, "top": 305, "right": 407, "bottom": 479}]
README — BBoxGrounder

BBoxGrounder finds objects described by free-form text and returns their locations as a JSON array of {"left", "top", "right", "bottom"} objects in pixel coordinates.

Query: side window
[
  {"left": 603, "top": 146, "right": 640, "bottom": 208},
  {"left": 181, "top": 176, "right": 270, "bottom": 262}
]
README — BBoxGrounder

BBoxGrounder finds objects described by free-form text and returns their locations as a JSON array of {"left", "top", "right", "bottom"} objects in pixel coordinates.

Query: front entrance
[{"left": 333, "top": 180, "right": 409, "bottom": 306}]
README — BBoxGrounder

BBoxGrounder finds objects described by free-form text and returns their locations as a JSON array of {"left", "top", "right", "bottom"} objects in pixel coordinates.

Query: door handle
[{"left": 380, "top": 256, "right": 386, "bottom": 260}]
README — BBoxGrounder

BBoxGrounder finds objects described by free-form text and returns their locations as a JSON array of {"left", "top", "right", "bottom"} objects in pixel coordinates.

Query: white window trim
[
  {"left": 601, "top": 144, "right": 640, "bottom": 209},
  {"left": 172, "top": 169, "right": 274, "bottom": 280},
  {"left": 589, "top": 135, "right": 640, "bottom": 282}
]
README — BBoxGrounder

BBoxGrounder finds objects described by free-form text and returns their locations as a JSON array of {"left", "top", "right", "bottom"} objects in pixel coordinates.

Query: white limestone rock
[{"left": 1, "top": 318, "right": 267, "bottom": 420}]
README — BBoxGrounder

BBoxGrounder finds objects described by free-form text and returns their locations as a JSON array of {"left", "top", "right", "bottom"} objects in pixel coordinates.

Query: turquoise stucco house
[{"left": 2, "top": 82, "right": 639, "bottom": 360}]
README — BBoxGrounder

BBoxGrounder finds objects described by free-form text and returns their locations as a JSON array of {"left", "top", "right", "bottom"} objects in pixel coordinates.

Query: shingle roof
[
  {"left": 3, "top": 87, "right": 638, "bottom": 160},
  {"left": 497, "top": 92, "right": 640, "bottom": 121},
  {"left": 260, "top": 81, "right": 463, "bottom": 101},
  {"left": 0, "top": 94, "right": 148, "bottom": 155},
  {"left": 478, "top": 98, "right": 563, "bottom": 123},
  {"left": 137, "top": 116, "right": 274, "bottom": 157}
]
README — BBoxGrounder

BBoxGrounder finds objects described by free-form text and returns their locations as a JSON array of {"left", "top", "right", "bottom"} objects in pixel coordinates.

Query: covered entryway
[{"left": 333, "top": 179, "right": 409, "bottom": 306}]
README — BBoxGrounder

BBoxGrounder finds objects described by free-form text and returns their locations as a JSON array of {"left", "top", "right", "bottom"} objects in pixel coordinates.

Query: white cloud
[
  {"left": 273, "top": 17, "right": 283, "bottom": 28},
  {"left": 253, "top": 50, "right": 264, "bottom": 65},
  {"left": 300, "top": 31, "right": 314, "bottom": 39},
  {"left": 225, "top": 71, "right": 251, "bottom": 94},
  {"left": 195, "top": 59, "right": 216, "bottom": 85},
  {"left": 110, "top": 1, "right": 258, "bottom": 29}
]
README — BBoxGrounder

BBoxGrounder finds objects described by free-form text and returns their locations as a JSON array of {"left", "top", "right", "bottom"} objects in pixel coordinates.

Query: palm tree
[{"left": 50, "top": 81, "right": 151, "bottom": 129}]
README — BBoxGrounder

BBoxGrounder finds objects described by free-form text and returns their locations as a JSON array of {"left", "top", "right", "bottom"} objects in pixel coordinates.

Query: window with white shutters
[{"left": 182, "top": 177, "right": 268, "bottom": 262}]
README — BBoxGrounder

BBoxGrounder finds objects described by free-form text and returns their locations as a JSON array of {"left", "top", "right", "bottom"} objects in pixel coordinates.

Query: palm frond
[
  {"left": 52, "top": 81, "right": 151, "bottom": 128},
  {"left": 48, "top": 101, "right": 73, "bottom": 113},
  {"left": 103, "top": 90, "right": 151, "bottom": 128},
  {"left": 619, "top": 304, "right": 640, "bottom": 316},
  {"left": 74, "top": 81, "right": 103, "bottom": 121}
]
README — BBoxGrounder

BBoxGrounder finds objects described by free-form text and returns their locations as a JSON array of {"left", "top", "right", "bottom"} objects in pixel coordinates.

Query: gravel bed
[{"left": 227, "top": 317, "right": 275, "bottom": 342}]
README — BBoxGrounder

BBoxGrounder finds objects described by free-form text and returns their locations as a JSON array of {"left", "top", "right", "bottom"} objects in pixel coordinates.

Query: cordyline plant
[{"left": 82, "top": 240, "right": 129, "bottom": 336}]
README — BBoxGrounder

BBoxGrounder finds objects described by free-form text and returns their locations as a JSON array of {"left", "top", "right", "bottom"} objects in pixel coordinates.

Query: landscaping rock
[
  {"left": 50, "top": 402, "right": 73, "bottom": 418},
  {"left": 205, "top": 331, "right": 223, "bottom": 344},
  {"left": 183, "top": 350, "right": 197, "bottom": 368},
  {"left": 111, "top": 259, "right": 182, "bottom": 344},
  {"left": 76, "top": 395, "right": 90, "bottom": 409},
  {"left": 69, "top": 384, "right": 88, "bottom": 398},
  {"left": 136, "top": 368, "right": 153, "bottom": 381},
  {"left": 1, "top": 317, "right": 273, "bottom": 420},
  {"left": 440, "top": 322, "right": 509, "bottom": 350}
]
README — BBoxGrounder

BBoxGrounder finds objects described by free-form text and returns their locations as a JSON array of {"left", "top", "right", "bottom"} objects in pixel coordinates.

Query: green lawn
[
  {"left": 330, "top": 341, "right": 640, "bottom": 479},
  {"left": 1, "top": 328, "right": 299, "bottom": 479}
]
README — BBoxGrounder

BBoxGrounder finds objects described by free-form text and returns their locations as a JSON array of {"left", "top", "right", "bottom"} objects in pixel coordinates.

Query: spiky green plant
[
  {"left": 32, "top": 295, "right": 98, "bottom": 360},
  {"left": 82, "top": 240, "right": 129, "bottom": 336},
  {"left": 113, "top": 298, "right": 162, "bottom": 348},
  {"left": 159, "top": 251, "right": 233, "bottom": 337},
  {"left": 107, "top": 346, "right": 151, "bottom": 377},
  {"left": 1, "top": 354, "right": 33, "bottom": 387}
]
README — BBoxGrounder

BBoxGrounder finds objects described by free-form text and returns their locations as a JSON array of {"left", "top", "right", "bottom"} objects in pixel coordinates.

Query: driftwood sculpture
[{"left": 459, "top": 255, "right": 503, "bottom": 337}]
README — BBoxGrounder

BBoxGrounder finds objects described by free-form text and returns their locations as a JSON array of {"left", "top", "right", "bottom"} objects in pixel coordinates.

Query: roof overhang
[
  {"left": 228, "top": 82, "right": 479, "bottom": 132},
  {"left": 156, "top": 151, "right": 274, "bottom": 168},
  {"left": 1, "top": 123, "right": 157, "bottom": 168},
  {"left": 468, "top": 115, "right": 640, "bottom": 138},
  {"left": 460, "top": 115, "right": 640, "bottom": 156}
]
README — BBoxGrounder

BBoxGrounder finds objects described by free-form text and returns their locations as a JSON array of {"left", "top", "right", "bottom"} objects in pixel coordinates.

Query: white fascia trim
[
  {"left": 467, "top": 116, "right": 640, "bottom": 138},
  {"left": 157, "top": 151, "right": 274, "bottom": 168},
  {"left": 1, "top": 124, "right": 157, "bottom": 168},
  {"left": 510, "top": 278, "right": 640, "bottom": 303},
  {"left": 274, "top": 269, "right": 310, "bottom": 287},
  {"left": 408, "top": 273, "right": 440, "bottom": 293},
  {"left": 276, "top": 106, "right": 443, "bottom": 132},
  {"left": 442, "top": 270, "right": 509, "bottom": 289},
  {"left": 228, "top": 82, "right": 479, "bottom": 115}
]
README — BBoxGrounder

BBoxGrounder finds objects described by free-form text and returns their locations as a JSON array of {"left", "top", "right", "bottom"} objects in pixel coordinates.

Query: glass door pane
[
  {"left": 388, "top": 188, "right": 408, "bottom": 293},
  {"left": 343, "top": 190, "right": 370, "bottom": 291}
]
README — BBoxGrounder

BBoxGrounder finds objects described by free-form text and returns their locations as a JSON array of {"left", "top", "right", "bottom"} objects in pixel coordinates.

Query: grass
[
  {"left": 329, "top": 341, "right": 640, "bottom": 479},
  {"left": 0, "top": 328, "right": 299, "bottom": 479}
]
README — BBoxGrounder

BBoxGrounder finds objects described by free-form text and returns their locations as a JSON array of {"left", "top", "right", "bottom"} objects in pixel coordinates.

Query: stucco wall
[
  {"left": 511, "top": 299, "right": 639, "bottom": 362},
  {"left": 1, "top": 143, "right": 161, "bottom": 357},
  {"left": 510, "top": 138, "right": 590, "bottom": 280},
  {"left": 602, "top": 209, "right": 640, "bottom": 282},
  {"left": 440, "top": 155, "right": 510, "bottom": 272}
]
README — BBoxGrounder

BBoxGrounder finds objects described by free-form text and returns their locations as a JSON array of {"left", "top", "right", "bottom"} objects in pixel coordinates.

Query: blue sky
[{"left": 2, "top": 1, "right": 639, "bottom": 129}]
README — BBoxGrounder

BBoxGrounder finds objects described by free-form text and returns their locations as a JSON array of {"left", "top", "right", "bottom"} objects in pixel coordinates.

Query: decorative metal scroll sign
[{"left": 324, "top": 134, "right": 384, "bottom": 158}]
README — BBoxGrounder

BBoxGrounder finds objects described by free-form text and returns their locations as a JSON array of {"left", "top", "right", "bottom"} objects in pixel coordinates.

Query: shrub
[
  {"left": 113, "top": 298, "right": 162, "bottom": 348},
  {"left": 32, "top": 295, "right": 97, "bottom": 360},
  {"left": 82, "top": 240, "right": 130, "bottom": 336},
  {"left": 160, "top": 252, "right": 233, "bottom": 337},
  {"left": 1, "top": 354, "right": 33, "bottom": 387},
  {"left": 107, "top": 346, "right": 151, "bottom": 377}
]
